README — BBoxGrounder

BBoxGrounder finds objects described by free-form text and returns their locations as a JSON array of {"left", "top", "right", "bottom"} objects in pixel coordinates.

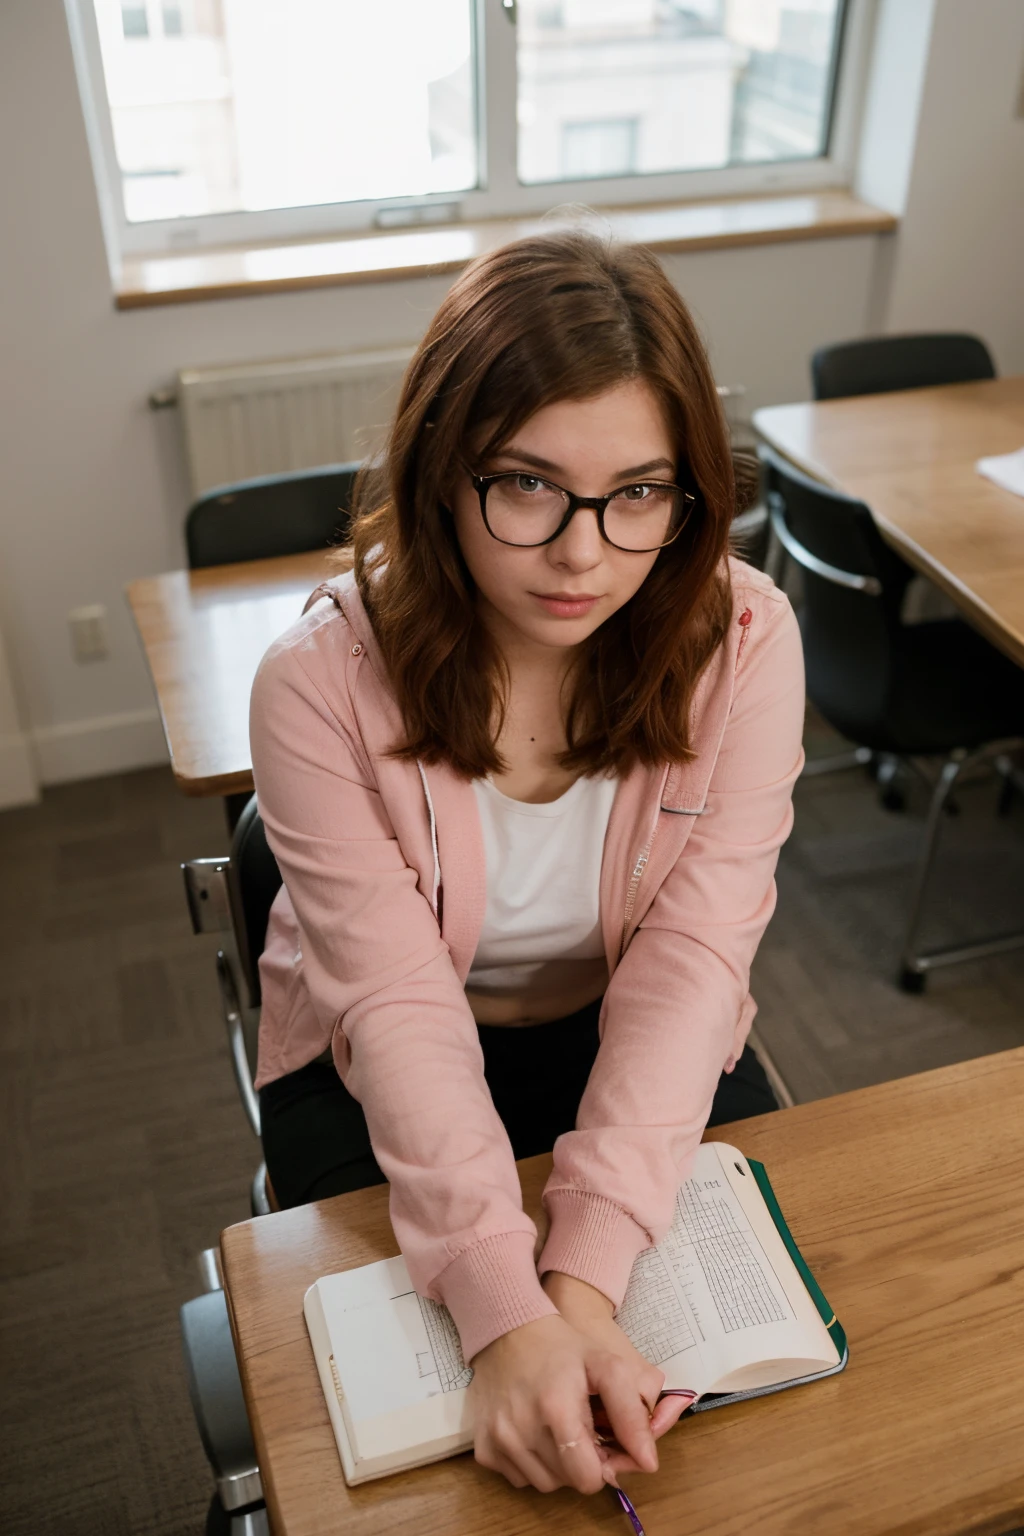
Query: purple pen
[{"left": 612, "top": 1485, "right": 646, "bottom": 1536}]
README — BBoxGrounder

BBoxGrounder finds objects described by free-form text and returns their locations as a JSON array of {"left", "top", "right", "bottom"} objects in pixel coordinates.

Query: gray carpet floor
[{"left": 0, "top": 744, "right": 1022, "bottom": 1534}]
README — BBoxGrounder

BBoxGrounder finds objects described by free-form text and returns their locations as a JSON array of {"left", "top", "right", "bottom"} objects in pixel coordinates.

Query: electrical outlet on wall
[{"left": 69, "top": 604, "right": 109, "bottom": 663}]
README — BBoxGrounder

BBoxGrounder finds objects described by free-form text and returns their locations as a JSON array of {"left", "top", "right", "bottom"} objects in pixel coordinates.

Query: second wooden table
[{"left": 126, "top": 549, "right": 332, "bottom": 797}]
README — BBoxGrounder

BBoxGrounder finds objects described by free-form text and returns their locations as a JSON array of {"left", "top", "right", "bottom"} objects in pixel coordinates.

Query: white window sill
[{"left": 114, "top": 190, "right": 896, "bottom": 310}]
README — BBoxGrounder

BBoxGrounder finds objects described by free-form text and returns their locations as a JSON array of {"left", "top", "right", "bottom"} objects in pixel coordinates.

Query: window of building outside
[{"left": 78, "top": 0, "right": 850, "bottom": 254}]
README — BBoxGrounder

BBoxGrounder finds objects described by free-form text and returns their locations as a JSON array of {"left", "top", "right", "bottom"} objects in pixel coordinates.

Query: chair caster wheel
[
  {"left": 880, "top": 787, "right": 906, "bottom": 812},
  {"left": 899, "top": 966, "right": 926, "bottom": 994}
]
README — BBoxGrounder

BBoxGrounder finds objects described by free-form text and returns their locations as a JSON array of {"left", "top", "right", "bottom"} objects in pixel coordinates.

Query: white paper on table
[{"left": 976, "top": 446, "right": 1024, "bottom": 498}]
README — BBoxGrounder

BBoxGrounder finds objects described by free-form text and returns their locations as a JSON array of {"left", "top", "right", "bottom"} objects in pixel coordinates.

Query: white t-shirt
[{"left": 467, "top": 772, "right": 618, "bottom": 1000}]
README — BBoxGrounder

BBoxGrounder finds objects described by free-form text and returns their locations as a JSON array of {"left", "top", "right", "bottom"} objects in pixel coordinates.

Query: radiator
[{"left": 176, "top": 346, "right": 415, "bottom": 498}]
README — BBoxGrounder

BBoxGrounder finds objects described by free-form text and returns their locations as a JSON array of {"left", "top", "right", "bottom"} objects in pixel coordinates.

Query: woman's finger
[
  {"left": 475, "top": 1429, "right": 528, "bottom": 1487},
  {"left": 476, "top": 1444, "right": 529, "bottom": 1489},
  {"left": 638, "top": 1361, "right": 667, "bottom": 1413},
  {"left": 495, "top": 1427, "right": 564, "bottom": 1494},
  {"left": 650, "top": 1392, "right": 692, "bottom": 1437},
  {"left": 598, "top": 1445, "right": 647, "bottom": 1478},
  {"left": 544, "top": 1421, "right": 607, "bottom": 1496},
  {"left": 589, "top": 1357, "right": 658, "bottom": 1473}
]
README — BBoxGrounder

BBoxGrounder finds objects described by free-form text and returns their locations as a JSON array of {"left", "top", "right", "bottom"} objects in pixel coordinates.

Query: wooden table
[
  {"left": 220, "top": 1048, "right": 1024, "bottom": 1536},
  {"left": 126, "top": 550, "right": 332, "bottom": 796},
  {"left": 753, "top": 376, "right": 1024, "bottom": 668}
]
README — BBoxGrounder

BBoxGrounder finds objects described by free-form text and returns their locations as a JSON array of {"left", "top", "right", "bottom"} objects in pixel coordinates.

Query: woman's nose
[{"left": 547, "top": 505, "right": 604, "bottom": 568}]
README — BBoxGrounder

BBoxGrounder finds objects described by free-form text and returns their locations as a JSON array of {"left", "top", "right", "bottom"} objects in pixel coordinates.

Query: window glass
[
  {"left": 91, "top": 0, "right": 477, "bottom": 224},
  {"left": 516, "top": 0, "right": 844, "bottom": 185}
]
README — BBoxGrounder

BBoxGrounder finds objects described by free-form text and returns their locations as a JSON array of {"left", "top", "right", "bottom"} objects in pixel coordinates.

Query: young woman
[{"left": 250, "top": 230, "right": 804, "bottom": 1498}]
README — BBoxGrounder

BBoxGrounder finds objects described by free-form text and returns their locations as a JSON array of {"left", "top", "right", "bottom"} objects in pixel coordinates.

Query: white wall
[
  {"left": 0, "top": 0, "right": 1021, "bottom": 800},
  {"left": 855, "top": 0, "right": 937, "bottom": 217},
  {"left": 880, "top": 0, "right": 1024, "bottom": 371}
]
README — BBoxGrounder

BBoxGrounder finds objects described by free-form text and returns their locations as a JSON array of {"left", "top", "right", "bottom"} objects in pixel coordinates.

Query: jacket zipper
[
  {"left": 621, "top": 839, "right": 653, "bottom": 945},
  {"left": 620, "top": 765, "right": 671, "bottom": 953}
]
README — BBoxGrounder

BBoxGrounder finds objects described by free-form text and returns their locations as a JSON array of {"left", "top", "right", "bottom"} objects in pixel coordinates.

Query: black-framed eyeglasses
[{"left": 470, "top": 470, "right": 696, "bottom": 554}]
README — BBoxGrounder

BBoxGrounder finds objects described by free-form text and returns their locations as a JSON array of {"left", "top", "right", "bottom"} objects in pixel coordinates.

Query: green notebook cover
[
  {"left": 748, "top": 1158, "right": 847, "bottom": 1358},
  {"left": 688, "top": 1154, "right": 848, "bottom": 1414}
]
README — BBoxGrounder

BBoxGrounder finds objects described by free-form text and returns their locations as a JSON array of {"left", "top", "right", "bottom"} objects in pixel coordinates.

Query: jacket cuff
[
  {"left": 433, "top": 1231, "right": 558, "bottom": 1365},
  {"left": 537, "top": 1189, "right": 651, "bottom": 1310}
]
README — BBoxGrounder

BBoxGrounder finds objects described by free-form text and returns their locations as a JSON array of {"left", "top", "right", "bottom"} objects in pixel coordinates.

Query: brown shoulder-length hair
[{"left": 341, "top": 227, "right": 741, "bottom": 778}]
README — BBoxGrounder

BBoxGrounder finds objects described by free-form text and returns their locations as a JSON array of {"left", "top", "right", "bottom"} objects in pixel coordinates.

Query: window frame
[{"left": 65, "top": 0, "right": 876, "bottom": 265}]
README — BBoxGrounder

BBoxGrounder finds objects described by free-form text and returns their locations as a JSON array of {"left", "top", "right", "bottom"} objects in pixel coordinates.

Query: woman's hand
[
  {"left": 542, "top": 1272, "right": 691, "bottom": 1478},
  {"left": 469, "top": 1308, "right": 662, "bottom": 1495}
]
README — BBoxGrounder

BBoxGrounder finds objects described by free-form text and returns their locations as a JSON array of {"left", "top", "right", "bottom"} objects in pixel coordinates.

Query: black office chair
[
  {"left": 185, "top": 462, "right": 359, "bottom": 569},
  {"left": 760, "top": 443, "right": 1024, "bottom": 992},
  {"left": 810, "top": 333, "right": 996, "bottom": 402},
  {"left": 180, "top": 796, "right": 283, "bottom": 1535}
]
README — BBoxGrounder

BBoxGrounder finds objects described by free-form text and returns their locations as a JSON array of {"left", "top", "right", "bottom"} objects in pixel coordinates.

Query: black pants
[{"left": 260, "top": 998, "right": 778, "bottom": 1211}]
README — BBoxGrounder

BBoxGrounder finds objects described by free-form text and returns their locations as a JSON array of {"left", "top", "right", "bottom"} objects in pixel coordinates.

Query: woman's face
[{"left": 450, "top": 378, "right": 675, "bottom": 655}]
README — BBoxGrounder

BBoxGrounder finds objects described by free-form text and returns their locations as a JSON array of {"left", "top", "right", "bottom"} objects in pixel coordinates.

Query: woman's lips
[{"left": 531, "top": 592, "right": 601, "bottom": 619}]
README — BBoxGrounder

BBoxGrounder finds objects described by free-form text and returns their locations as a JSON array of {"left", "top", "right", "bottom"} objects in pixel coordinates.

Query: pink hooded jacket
[{"left": 249, "top": 557, "right": 804, "bottom": 1362}]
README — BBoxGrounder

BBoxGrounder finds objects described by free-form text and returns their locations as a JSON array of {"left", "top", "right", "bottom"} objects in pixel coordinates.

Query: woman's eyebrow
[{"left": 493, "top": 448, "right": 676, "bottom": 479}]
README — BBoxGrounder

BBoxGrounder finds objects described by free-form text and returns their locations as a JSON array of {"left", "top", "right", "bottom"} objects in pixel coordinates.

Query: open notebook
[{"left": 304, "top": 1141, "right": 847, "bottom": 1484}]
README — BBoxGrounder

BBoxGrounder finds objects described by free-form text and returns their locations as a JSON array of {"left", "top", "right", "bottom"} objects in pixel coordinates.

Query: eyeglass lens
[{"left": 484, "top": 474, "right": 686, "bottom": 551}]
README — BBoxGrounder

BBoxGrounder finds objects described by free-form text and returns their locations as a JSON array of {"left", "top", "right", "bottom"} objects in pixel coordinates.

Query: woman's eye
[
  {"left": 516, "top": 474, "right": 542, "bottom": 493},
  {"left": 621, "top": 483, "right": 650, "bottom": 501}
]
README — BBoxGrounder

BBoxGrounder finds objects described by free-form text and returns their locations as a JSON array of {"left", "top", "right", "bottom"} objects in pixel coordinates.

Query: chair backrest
[
  {"left": 185, "top": 462, "right": 359, "bottom": 569},
  {"left": 811, "top": 333, "right": 995, "bottom": 401},
  {"left": 759, "top": 445, "right": 914, "bottom": 747},
  {"left": 227, "top": 795, "right": 282, "bottom": 1009}
]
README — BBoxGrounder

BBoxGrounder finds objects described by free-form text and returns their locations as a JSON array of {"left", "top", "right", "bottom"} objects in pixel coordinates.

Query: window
[{"left": 67, "top": 0, "right": 860, "bottom": 259}]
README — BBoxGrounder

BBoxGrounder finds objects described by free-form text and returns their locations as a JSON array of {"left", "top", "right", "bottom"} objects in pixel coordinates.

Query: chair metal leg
[
  {"left": 217, "top": 952, "right": 261, "bottom": 1138},
  {"left": 995, "top": 752, "right": 1024, "bottom": 816},
  {"left": 800, "top": 745, "right": 873, "bottom": 779},
  {"left": 181, "top": 1291, "right": 263, "bottom": 1515},
  {"left": 250, "top": 1163, "right": 272, "bottom": 1218},
  {"left": 899, "top": 754, "right": 964, "bottom": 989},
  {"left": 231, "top": 1511, "right": 269, "bottom": 1535},
  {"left": 206, "top": 1500, "right": 269, "bottom": 1536},
  {"left": 874, "top": 752, "right": 908, "bottom": 811},
  {"left": 198, "top": 1247, "right": 224, "bottom": 1293},
  {"left": 900, "top": 746, "right": 1024, "bottom": 990},
  {"left": 746, "top": 1025, "right": 795, "bottom": 1110}
]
